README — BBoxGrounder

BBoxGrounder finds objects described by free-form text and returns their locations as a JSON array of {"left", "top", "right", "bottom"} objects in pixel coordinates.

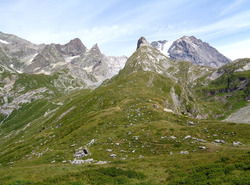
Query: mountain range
[{"left": 0, "top": 32, "right": 249, "bottom": 185}]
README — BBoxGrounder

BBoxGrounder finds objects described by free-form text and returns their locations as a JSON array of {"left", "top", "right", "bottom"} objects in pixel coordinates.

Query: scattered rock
[
  {"left": 96, "top": 161, "right": 108, "bottom": 164},
  {"left": 233, "top": 141, "right": 242, "bottom": 146},
  {"left": 199, "top": 146, "right": 206, "bottom": 150},
  {"left": 163, "top": 108, "right": 174, "bottom": 113},
  {"left": 139, "top": 155, "right": 144, "bottom": 158},
  {"left": 193, "top": 138, "right": 206, "bottom": 143},
  {"left": 170, "top": 151, "right": 173, "bottom": 155},
  {"left": 110, "top": 154, "right": 117, "bottom": 158},
  {"left": 214, "top": 139, "right": 226, "bottom": 144},
  {"left": 83, "top": 158, "right": 94, "bottom": 164},
  {"left": 153, "top": 104, "right": 159, "bottom": 108},
  {"left": 74, "top": 148, "right": 88, "bottom": 158},
  {"left": 106, "top": 149, "right": 112, "bottom": 152},
  {"left": 87, "top": 139, "right": 95, "bottom": 146},
  {"left": 71, "top": 143, "right": 77, "bottom": 147},
  {"left": 187, "top": 121, "right": 198, "bottom": 126},
  {"left": 179, "top": 151, "right": 189, "bottom": 154},
  {"left": 184, "top": 135, "right": 191, "bottom": 140},
  {"left": 70, "top": 158, "right": 94, "bottom": 165},
  {"left": 169, "top": 136, "right": 176, "bottom": 140},
  {"left": 134, "top": 136, "right": 139, "bottom": 140}
]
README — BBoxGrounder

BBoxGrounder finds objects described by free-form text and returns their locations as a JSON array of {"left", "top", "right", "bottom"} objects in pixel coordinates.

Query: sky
[{"left": 0, "top": 0, "right": 250, "bottom": 60}]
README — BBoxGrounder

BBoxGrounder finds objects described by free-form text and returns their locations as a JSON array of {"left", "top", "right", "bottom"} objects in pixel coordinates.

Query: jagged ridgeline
[{"left": 0, "top": 34, "right": 249, "bottom": 185}]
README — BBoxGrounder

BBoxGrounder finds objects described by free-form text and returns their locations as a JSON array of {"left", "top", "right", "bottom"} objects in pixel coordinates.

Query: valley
[{"left": 0, "top": 33, "right": 249, "bottom": 185}]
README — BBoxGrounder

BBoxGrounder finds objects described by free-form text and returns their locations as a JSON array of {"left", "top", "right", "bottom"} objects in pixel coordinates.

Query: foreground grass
[{"left": 0, "top": 149, "right": 249, "bottom": 184}]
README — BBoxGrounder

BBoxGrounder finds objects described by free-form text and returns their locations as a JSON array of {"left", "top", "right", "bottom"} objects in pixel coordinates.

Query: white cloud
[{"left": 220, "top": 0, "right": 245, "bottom": 16}]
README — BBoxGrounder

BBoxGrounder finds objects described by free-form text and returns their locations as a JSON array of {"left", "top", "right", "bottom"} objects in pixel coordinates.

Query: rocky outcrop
[
  {"left": 55, "top": 38, "right": 87, "bottom": 56},
  {"left": 137, "top": 37, "right": 149, "bottom": 50}
]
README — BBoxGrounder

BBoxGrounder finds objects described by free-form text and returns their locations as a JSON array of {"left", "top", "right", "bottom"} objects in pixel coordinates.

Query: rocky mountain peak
[
  {"left": 90, "top": 43, "right": 101, "bottom": 54},
  {"left": 136, "top": 37, "right": 149, "bottom": 50},
  {"left": 60, "top": 38, "right": 87, "bottom": 56},
  {"left": 151, "top": 36, "right": 231, "bottom": 68},
  {"left": 169, "top": 36, "right": 231, "bottom": 68}
]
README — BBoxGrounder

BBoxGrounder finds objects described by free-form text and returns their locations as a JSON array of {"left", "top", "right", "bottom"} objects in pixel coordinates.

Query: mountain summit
[
  {"left": 136, "top": 36, "right": 150, "bottom": 49},
  {"left": 151, "top": 36, "right": 231, "bottom": 68}
]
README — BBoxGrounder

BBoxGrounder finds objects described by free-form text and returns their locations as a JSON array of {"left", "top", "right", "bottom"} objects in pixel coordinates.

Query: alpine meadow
[{"left": 0, "top": 1, "right": 250, "bottom": 184}]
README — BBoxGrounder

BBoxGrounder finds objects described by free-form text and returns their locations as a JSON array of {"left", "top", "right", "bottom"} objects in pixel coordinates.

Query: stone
[
  {"left": 184, "top": 135, "right": 191, "bottom": 140},
  {"left": 169, "top": 136, "right": 176, "bottom": 140},
  {"left": 70, "top": 158, "right": 94, "bottom": 165},
  {"left": 153, "top": 104, "right": 159, "bottom": 108},
  {"left": 233, "top": 141, "right": 242, "bottom": 146},
  {"left": 163, "top": 108, "right": 174, "bottom": 113},
  {"left": 214, "top": 139, "right": 226, "bottom": 144},
  {"left": 179, "top": 151, "right": 189, "bottom": 154},
  {"left": 193, "top": 138, "right": 206, "bottom": 143},
  {"left": 87, "top": 139, "right": 95, "bottom": 146},
  {"left": 96, "top": 161, "right": 108, "bottom": 164},
  {"left": 110, "top": 154, "right": 117, "bottom": 158},
  {"left": 106, "top": 149, "right": 112, "bottom": 152},
  {"left": 74, "top": 148, "right": 88, "bottom": 158},
  {"left": 187, "top": 121, "right": 197, "bottom": 126},
  {"left": 199, "top": 146, "right": 206, "bottom": 150}
]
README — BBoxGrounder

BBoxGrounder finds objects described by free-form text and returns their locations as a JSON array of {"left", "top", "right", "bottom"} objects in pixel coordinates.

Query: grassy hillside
[
  {"left": 0, "top": 48, "right": 249, "bottom": 184},
  {"left": 194, "top": 58, "right": 250, "bottom": 120}
]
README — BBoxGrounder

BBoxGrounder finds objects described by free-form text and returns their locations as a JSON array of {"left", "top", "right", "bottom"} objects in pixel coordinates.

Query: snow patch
[
  {"left": 25, "top": 53, "right": 38, "bottom": 65},
  {"left": 65, "top": 55, "right": 80, "bottom": 63},
  {"left": 0, "top": 39, "right": 9, "bottom": 44},
  {"left": 151, "top": 40, "right": 173, "bottom": 57}
]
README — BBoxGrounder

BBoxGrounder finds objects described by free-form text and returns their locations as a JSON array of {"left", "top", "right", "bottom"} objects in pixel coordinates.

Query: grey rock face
[
  {"left": 169, "top": 36, "right": 231, "bottom": 68},
  {"left": 137, "top": 37, "right": 149, "bottom": 50},
  {"left": 55, "top": 38, "right": 87, "bottom": 56},
  {"left": 151, "top": 36, "right": 231, "bottom": 68}
]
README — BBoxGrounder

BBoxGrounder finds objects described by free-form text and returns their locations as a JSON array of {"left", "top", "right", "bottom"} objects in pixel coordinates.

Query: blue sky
[{"left": 0, "top": 0, "right": 250, "bottom": 59}]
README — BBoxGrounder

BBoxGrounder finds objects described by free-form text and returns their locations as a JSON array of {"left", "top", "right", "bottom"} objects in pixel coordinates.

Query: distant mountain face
[
  {"left": 0, "top": 31, "right": 127, "bottom": 116},
  {"left": 151, "top": 36, "right": 231, "bottom": 68},
  {"left": 0, "top": 31, "right": 127, "bottom": 87}
]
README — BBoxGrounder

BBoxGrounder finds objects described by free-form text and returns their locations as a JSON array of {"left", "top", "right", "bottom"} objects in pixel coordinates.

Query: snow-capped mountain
[
  {"left": 151, "top": 40, "right": 173, "bottom": 57},
  {"left": 151, "top": 36, "right": 231, "bottom": 68}
]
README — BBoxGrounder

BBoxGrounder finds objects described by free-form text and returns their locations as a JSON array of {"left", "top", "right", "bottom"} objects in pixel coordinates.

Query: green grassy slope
[
  {"left": 194, "top": 58, "right": 250, "bottom": 120},
  {"left": 0, "top": 47, "right": 249, "bottom": 184}
]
